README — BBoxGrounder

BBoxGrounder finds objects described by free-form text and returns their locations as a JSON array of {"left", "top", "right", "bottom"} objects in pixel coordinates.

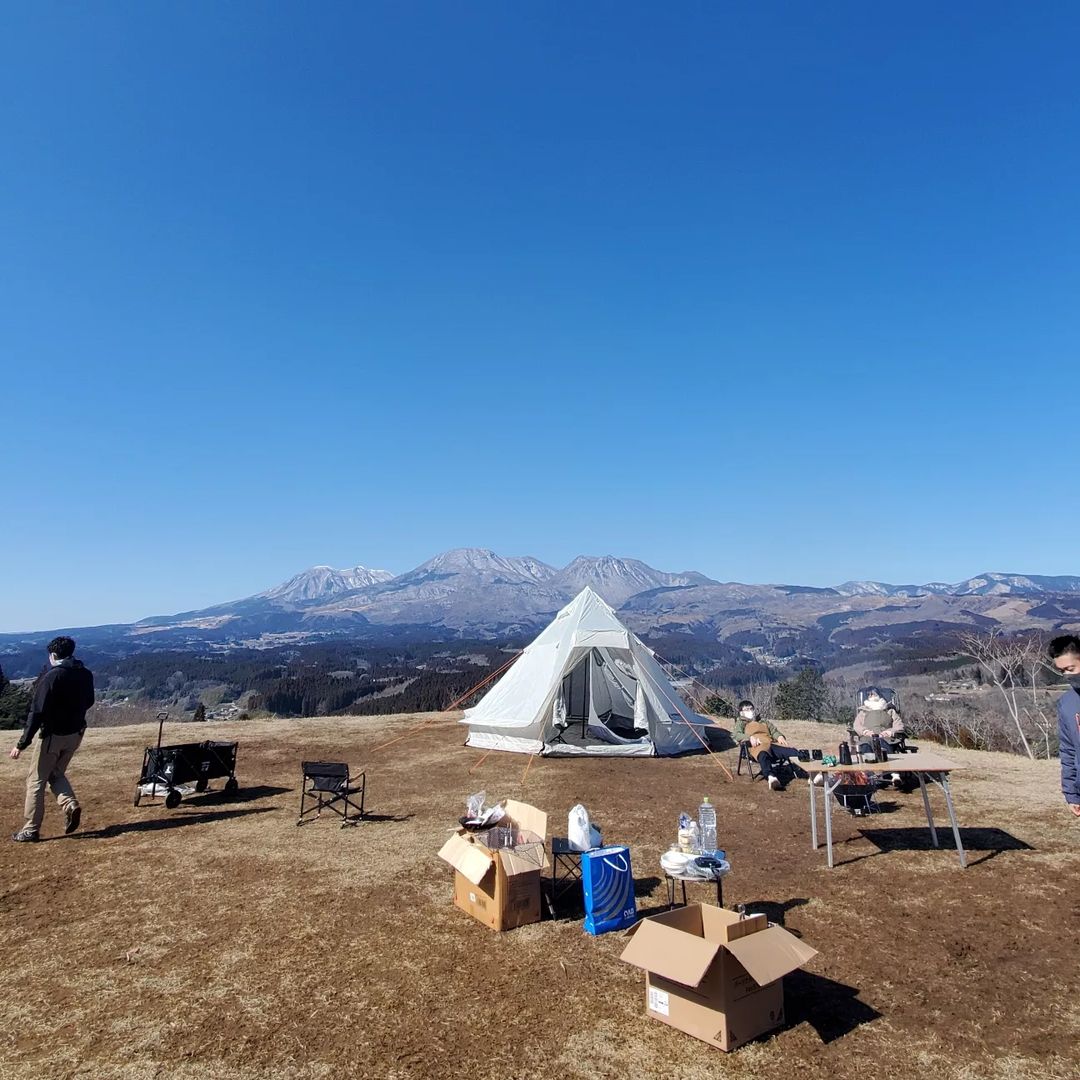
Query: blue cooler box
[{"left": 581, "top": 845, "right": 636, "bottom": 935}]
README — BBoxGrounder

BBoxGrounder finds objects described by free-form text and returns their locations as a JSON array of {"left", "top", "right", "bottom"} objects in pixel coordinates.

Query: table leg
[
  {"left": 716, "top": 877, "right": 724, "bottom": 908},
  {"left": 823, "top": 770, "right": 835, "bottom": 869},
  {"left": 667, "top": 875, "right": 675, "bottom": 910},
  {"left": 544, "top": 848, "right": 557, "bottom": 920},
  {"left": 917, "top": 773, "right": 939, "bottom": 847},
  {"left": 681, "top": 881, "right": 688, "bottom": 907},
  {"left": 809, "top": 769, "right": 819, "bottom": 850},
  {"left": 939, "top": 774, "right": 967, "bottom": 869}
]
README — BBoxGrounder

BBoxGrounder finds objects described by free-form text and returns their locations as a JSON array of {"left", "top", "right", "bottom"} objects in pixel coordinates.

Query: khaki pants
[{"left": 23, "top": 730, "right": 83, "bottom": 833}]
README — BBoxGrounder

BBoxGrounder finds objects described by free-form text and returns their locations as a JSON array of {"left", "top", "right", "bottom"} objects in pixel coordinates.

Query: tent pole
[{"left": 582, "top": 652, "right": 591, "bottom": 741}]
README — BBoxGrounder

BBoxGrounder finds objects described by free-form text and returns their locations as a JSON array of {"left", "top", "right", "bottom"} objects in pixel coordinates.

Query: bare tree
[
  {"left": 737, "top": 680, "right": 779, "bottom": 719},
  {"left": 958, "top": 629, "right": 1049, "bottom": 760},
  {"left": 1026, "top": 641, "right": 1060, "bottom": 759}
]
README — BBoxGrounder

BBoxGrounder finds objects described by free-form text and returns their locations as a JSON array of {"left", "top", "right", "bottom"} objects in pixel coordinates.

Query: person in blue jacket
[{"left": 1047, "top": 635, "right": 1080, "bottom": 817}]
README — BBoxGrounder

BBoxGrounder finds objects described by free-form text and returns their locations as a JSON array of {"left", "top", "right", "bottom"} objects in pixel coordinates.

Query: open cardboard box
[
  {"left": 438, "top": 799, "right": 549, "bottom": 931},
  {"left": 620, "top": 904, "right": 818, "bottom": 1051}
]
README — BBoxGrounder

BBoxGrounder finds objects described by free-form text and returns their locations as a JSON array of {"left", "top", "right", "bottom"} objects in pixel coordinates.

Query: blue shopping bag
[{"left": 581, "top": 845, "right": 636, "bottom": 935}]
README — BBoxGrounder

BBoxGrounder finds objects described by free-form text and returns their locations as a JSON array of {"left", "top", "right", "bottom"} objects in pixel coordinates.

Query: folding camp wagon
[{"left": 135, "top": 739, "right": 240, "bottom": 808}]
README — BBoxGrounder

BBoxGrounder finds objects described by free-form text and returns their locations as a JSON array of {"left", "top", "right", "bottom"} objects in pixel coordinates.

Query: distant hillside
[{"left": 2, "top": 551, "right": 1078, "bottom": 677}]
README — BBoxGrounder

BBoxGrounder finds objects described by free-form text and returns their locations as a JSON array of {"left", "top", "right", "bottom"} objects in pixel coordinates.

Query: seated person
[
  {"left": 732, "top": 701, "right": 820, "bottom": 791},
  {"left": 853, "top": 688, "right": 906, "bottom": 788}
]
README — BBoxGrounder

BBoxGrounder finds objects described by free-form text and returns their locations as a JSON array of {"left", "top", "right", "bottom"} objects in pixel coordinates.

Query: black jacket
[{"left": 17, "top": 658, "right": 95, "bottom": 750}]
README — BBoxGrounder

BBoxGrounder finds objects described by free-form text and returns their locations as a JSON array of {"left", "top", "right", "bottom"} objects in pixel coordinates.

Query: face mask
[
  {"left": 865, "top": 698, "right": 886, "bottom": 711},
  {"left": 740, "top": 710, "right": 755, "bottom": 720}
]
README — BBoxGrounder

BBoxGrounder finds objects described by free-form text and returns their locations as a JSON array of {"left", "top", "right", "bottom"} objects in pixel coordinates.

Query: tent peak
[{"left": 571, "top": 584, "right": 614, "bottom": 607}]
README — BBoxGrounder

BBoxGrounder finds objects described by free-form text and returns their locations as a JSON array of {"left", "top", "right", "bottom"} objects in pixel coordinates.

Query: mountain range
[{"left": 3, "top": 550, "right": 1080, "bottom": 670}]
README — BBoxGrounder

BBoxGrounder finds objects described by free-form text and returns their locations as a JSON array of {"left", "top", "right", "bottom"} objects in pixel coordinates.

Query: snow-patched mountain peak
[
  {"left": 834, "top": 580, "right": 936, "bottom": 598},
  {"left": 954, "top": 573, "right": 1080, "bottom": 596},
  {"left": 550, "top": 555, "right": 715, "bottom": 606},
  {"left": 410, "top": 548, "right": 558, "bottom": 583},
  {"left": 261, "top": 565, "right": 394, "bottom": 603},
  {"left": 835, "top": 573, "right": 1080, "bottom": 598}
]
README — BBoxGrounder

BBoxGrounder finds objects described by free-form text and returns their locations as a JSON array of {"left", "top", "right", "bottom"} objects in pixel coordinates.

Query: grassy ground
[{"left": 0, "top": 714, "right": 1076, "bottom": 1080}]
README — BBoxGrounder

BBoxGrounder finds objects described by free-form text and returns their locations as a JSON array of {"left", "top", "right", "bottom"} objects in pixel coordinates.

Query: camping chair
[
  {"left": 736, "top": 741, "right": 763, "bottom": 781},
  {"left": 297, "top": 761, "right": 366, "bottom": 827},
  {"left": 852, "top": 685, "right": 913, "bottom": 769},
  {"left": 848, "top": 724, "right": 913, "bottom": 763}
]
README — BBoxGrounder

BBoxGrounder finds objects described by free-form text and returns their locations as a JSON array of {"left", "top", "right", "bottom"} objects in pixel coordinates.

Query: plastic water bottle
[{"left": 697, "top": 796, "right": 717, "bottom": 854}]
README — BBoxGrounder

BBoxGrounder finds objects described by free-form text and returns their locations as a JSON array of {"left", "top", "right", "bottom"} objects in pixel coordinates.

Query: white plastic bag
[
  {"left": 465, "top": 790, "right": 505, "bottom": 827},
  {"left": 568, "top": 804, "right": 601, "bottom": 851}
]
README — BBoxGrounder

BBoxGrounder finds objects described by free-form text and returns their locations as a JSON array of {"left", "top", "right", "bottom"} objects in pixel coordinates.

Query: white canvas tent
[{"left": 463, "top": 587, "right": 718, "bottom": 757}]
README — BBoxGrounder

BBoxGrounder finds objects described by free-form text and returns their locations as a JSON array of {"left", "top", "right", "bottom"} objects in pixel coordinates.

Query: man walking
[
  {"left": 1047, "top": 635, "right": 1080, "bottom": 818},
  {"left": 8, "top": 636, "right": 95, "bottom": 842}
]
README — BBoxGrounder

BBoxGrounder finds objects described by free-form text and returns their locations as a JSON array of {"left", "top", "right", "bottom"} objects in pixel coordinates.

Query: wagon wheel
[
  {"left": 224, "top": 777, "right": 239, "bottom": 796},
  {"left": 164, "top": 789, "right": 182, "bottom": 809}
]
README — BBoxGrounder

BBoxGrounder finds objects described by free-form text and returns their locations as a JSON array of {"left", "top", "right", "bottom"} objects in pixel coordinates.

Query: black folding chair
[
  {"left": 298, "top": 761, "right": 366, "bottom": 827},
  {"left": 736, "top": 741, "right": 763, "bottom": 780}
]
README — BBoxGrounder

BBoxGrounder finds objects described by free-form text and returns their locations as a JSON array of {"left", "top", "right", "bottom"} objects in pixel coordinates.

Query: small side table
[
  {"left": 663, "top": 861, "right": 731, "bottom": 910},
  {"left": 550, "top": 836, "right": 585, "bottom": 915}
]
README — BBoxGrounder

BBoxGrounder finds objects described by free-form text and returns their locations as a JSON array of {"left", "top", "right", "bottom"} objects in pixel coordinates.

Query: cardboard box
[
  {"left": 438, "top": 800, "right": 548, "bottom": 932},
  {"left": 620, "top": 904, "right": 817, "bottom": 1051}
]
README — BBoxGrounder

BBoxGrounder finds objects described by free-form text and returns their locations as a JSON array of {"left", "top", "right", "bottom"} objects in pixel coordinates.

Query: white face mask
[
  {"left": 740, "top": 709, "right": 756, "bottom": 720},
  {"left": 865, "top": 697, "right": 887, "bottom": 711}
]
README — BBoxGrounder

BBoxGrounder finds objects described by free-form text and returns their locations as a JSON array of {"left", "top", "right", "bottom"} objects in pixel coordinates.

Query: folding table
[
  {"left": 663, "top": 862, "right": 730, "bottom": 909},
  {"left": 804, "top": 751, "right": 966, "bottom": 868}
]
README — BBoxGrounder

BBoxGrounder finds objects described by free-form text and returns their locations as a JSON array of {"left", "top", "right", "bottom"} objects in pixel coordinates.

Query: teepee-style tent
[{"left": 462, "top": 587, "right": 718, "bottom": 757}]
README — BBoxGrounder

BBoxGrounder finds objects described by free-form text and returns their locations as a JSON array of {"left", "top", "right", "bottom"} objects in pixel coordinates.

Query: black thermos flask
[
  {"left": 871, "top": 734, "right": 883, "bottom": 762},
  {"left": 839, "top": 742, "right": 852, "bottom": 766}
]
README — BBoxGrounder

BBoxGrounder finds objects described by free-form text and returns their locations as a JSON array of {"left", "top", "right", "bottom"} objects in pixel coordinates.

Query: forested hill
[{"left": 65, "top": 632, "right": 974, "bottom": 723}]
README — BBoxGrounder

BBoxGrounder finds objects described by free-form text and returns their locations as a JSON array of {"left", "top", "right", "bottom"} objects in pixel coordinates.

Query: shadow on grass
[
  {"left": 702, "top": 729, "right": 737, "bottom": 753},
  {"left": 65, "top": 807, "right": 276, "bottom": 840},
  {"left": 784, "top": 969, "right": 882, "bottom": 1043},
  {"left": 635, "top": 874, "right": 723, "bottom": 919},
  {"left": 295, "top": 812, "right": 414, "bottom": 827},
  {"left": 548, "top": 873, "right": 662, "bottom": 922},
  {"left": 182, "top": 784, "right": 292, "bottom": 806},
  {"left": 740, "top": 896, "right": 810, "bottom": 930},
  {"left": 854, "top": 825, "right": 1032, "bottom": 867}
]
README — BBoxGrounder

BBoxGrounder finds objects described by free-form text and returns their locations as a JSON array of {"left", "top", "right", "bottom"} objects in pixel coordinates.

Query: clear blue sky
[{"left": 2, "top": 2, "right": 1078, "bottom": 632}]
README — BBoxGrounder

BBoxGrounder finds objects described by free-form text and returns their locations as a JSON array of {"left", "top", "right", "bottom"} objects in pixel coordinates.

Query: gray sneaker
[{"left": 12, "top": 829, "right": 39, "bottom": 843}]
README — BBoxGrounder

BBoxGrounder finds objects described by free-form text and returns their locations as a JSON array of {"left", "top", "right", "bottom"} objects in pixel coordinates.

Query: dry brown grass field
[{"left": 1, "top": 713, "right": 1077, "bottom": 1080}]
